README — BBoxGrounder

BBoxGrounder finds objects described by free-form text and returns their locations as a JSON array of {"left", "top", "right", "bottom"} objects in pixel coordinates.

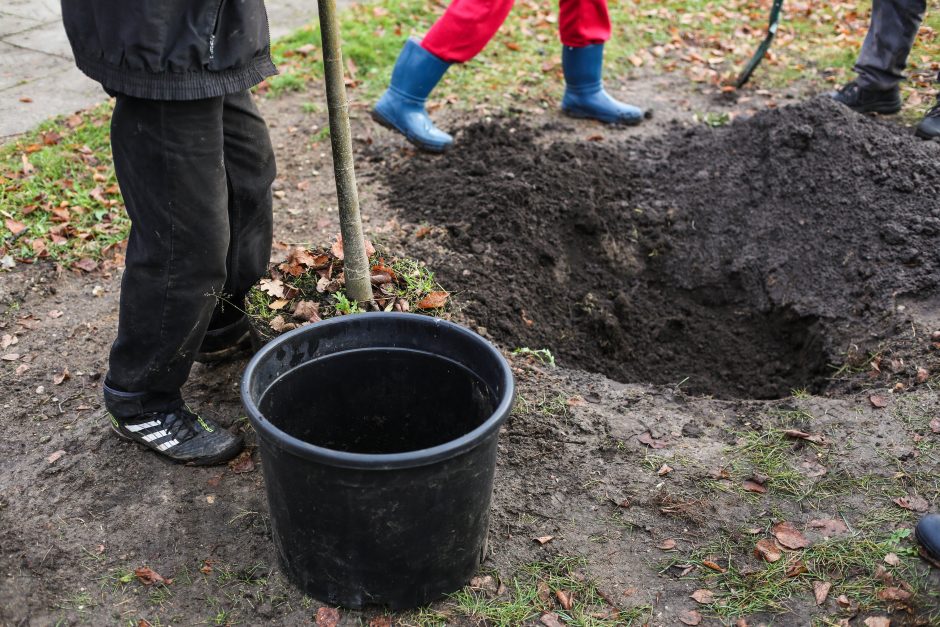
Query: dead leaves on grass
[{"left": 134, "top": 566, "right": 172, "bottom": 586}]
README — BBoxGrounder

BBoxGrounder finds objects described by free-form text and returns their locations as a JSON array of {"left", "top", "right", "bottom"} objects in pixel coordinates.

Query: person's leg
[
  {"left": 105, "top": 94, "right": 242, "bottom": 464},
  {"left": 558, "top": 0, "right": 645, "bottom": 124},
  {"left": 197, "top": 90, "right": 276, "bottom": 361},
  {"left": 855, "top": 0, "right": 926, "bottom": 91},
  {"left": 372, "top": 0, "right": 514, "bottom": 152},
  {"left": 831, "top": 0, "right": 925, "bottom": 114}
]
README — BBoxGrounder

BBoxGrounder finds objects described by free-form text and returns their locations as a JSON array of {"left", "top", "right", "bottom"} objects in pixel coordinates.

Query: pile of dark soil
[{"left": 385, "top": 98, "right": 940, "bottom": 398}]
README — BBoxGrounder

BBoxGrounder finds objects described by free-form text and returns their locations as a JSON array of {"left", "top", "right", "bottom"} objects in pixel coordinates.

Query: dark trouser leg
[
  {"left": 106, "top": 95, "right": 230, "bottom": 417},
  {"left": 208, "top": 91, "right": 276, "bottom": 329},
  {"left": 855, "top": 0, "right": 926, "bottom": 91}
]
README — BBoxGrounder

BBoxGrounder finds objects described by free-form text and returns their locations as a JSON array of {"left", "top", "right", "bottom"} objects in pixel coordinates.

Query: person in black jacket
[{"left": 61, "top": 0, "right": 278, "bottom": 464}]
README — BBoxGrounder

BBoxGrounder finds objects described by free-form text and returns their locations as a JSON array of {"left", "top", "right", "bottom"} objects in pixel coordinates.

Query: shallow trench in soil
[{"left": 385, "top": 98, "right": 940, "bottom": 400}]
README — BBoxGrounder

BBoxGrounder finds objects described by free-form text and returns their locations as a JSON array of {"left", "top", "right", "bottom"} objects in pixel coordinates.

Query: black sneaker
[
  {"left": 915, "top": 101, "right": 940, "bottom": 140},
  {"left": 916, "top": 513, "right": 940, "bottom": 562},
  {"left": 829, "top": 80, "right": 902, "bottom": 114},
  {"left": 109, "top": 406, "right": 243, "bottom": 465},
  {"left": 195, "top": 315, "right": 256, "bottom": 363}
]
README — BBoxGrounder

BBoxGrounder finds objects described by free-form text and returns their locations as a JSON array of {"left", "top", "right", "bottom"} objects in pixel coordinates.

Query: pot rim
[{"left": 240, "top": 312, "right": 515, "bottom": 470}]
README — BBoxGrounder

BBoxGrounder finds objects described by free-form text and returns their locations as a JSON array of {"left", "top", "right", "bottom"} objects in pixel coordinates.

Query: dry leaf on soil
[
  {"left": 637, "top": 431, "right": 667, "bottom": 449},
  {"left": 134, "top": 566, "right": 171, "bottom": 585},
  {"left": 315, "top": 606, "right": 340, "bottom": 626},
  {"left": 540, "top": 612, "right": 565, "bottom": 627},
  {"left": 814, "top": 581, "right": 832, "bottom": 605},
  {"left": 368, "top": 618, "right": 391, "bottom": 627},
  {"left": 46, "top": 449, "right": 66, "bottom": 464},
  {"left": 228, "top": 450, "right": 255, "bottom": 473},
  {"left": 537, "top": 579, "right": 552, "bottom": 606},
  {"left": 783, "top": 429, "right": 828, "bottom": 445},
  {"left": 894, "top": 495, "right": 930, "bottom": 512},
  {"left": 930, "top": 418, "right": 940, "bottom": 434},
  {"left": 417, "top": 291, "right": 449, "bottom": 310},
  {"left": 555, "top": 589, "right": 573, "bottom": 610},
  {"left": 884, "top": 553, "right": 900, "bottom": 566},
  {"left": 863, "top": 618, "right": 890, "bottom": 627},
  {"left": 292, "top": 300, "right": 321, "bottom": 322},
  {"left": 917, "top": 367, "right": 930, "bottom": 384},
  {"left": 807, "top": 518, "right": 848, "bottom": 537},
  {"left": 657, "top": 538, "right": 677, "bottom": 550},
  {"left": 534, "top": 535, "right": 554, "bottom": 545},
  {"left": 702, "top": 560, "right": 725, "bottom": 573},
  {"left": 742, "top": 479, "right": 767, "bottom": 493},
  {"left": 869, "top": 394, "right": 889, "bottom": 408},
  {"left": 53, "top": 368, "right": 70, "bottom": 385},
  {"left": 755, "top": 538, "right": 782, "bottom": 562},
  {"left": 772, "top": 521, "right": 810, "bottom": 549},
  {"left": 691, "top": 589, "right": 714, "bottom": 604},
  {"left": 786, "top": 560, "right": 808, "bottom": 577},
  {"left": 877, "top": 587, "right": 912, "bottom": 602},
  {"left": 679, "top": 609, "right": 703, "bottom": 625}
]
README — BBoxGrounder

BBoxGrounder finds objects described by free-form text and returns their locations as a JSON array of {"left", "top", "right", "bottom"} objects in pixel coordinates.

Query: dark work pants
[
  {"left": 855, "top": 0, "right": 927, "bottom": 91},
  {"left": 104, "top": 91, "right": 275, "bottom": 418}
]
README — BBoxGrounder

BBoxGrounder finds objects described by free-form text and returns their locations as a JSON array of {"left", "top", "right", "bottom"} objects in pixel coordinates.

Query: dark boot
[
  {"left": 915, "top": 513, "right": 940, "bottom": 561},
  {"left": 372, "top": 38, "right": 453, "bottom": 152},
  {"left": 561, "top": 43, "right": 645, "bottom": 125},
  {"left": 915, "top": 100, "right": 940, "bottom": 140},
  {"left": 195, "top": 314, "right": 256, "bottom": 363},
  {"left": 829, "top": 79, "right": 902, "bottom": 114}
]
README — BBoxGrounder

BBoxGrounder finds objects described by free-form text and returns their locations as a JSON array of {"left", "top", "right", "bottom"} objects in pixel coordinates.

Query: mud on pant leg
[
  {"left": 421, "top": 0, "right": 516, "bottom": 63},
  {"left": 558, "top": 0, "right": 611, "bottom": 47},
  {"left": 208, "top": 90, "right": 276, "bottom": 329},
  {"left": 855, "top": 0, "right": 926, "bottom": 91},
  {"left": 105, "top": 95, "right": 230, "bottom": 417}
]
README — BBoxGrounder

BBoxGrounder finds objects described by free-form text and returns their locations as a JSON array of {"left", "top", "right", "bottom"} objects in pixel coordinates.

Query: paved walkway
[{"left": 0, "top": 0, "right": 337, "bottom": 139}]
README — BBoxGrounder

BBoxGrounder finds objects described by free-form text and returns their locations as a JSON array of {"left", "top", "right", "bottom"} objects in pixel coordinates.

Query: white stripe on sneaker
[
  {"left": 142, "top": 429, "right": 169, "bottom": 442},
  {"left": 125, "top": 420, "right": 161, "bottom": 432},
  {"left": 156, "top": 439, "right": 179, "bottom": 451}
]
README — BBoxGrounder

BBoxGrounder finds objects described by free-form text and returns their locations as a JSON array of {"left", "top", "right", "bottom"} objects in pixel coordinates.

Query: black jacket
[{"left": 61, "top": 0, "right": 277, "bottom": 100}]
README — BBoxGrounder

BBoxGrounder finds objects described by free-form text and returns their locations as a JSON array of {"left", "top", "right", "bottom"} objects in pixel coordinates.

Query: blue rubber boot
[
  {"left": 372, "top": 39, "right": 453, "bottom": 152},
  {"left": 561, "top": 43, "right": 645, "bottom": 125}
]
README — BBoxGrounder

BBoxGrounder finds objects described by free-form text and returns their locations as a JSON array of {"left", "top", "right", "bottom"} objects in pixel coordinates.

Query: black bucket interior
[{"left": 258, "top": 348, "right": 496, "bottom": 454}]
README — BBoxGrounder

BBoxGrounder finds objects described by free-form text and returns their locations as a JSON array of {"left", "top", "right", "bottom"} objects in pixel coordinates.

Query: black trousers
[
  {"left": 104, "top": 91, "right": 275, "bottom": 418},
  {"left": 855, "top": 0, "right": 928, "bottom": 91}
]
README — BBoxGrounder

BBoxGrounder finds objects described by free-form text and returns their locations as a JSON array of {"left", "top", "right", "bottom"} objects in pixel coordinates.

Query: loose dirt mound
[{"left": 386, "top": 98, "right": 940, "bottom": 399}]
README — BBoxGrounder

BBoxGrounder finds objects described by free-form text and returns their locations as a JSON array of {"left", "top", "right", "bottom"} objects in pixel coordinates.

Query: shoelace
[{"left": 160, "top": 409, "right": 200, "bottom": 443}]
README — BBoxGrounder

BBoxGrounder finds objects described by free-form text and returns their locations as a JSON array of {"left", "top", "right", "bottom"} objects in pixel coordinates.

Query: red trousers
[{"left": 421, "top": 0, "right": 611, "bottom": 63}]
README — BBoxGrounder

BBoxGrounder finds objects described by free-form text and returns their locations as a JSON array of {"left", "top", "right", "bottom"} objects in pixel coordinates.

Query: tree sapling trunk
[{"left": 317, "top": 0, "right": 372, "bottom": 305}]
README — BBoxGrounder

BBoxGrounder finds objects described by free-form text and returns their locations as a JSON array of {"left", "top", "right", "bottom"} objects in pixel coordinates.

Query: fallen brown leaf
[
  {"left": 894, "top": 495, "right": 930, "bottom": 512},
  {"left": 657, "top": 464, "right": 673, "bottom": 476},
  {"left": 807, "top": 518, "right": 848, "bottom": 537},
  {"left": 555, "top": 589, "right": 573, "bottom": 610},
  {"left": 783, "top": 429, "right": 828, "bottom": 445},
  {"left": 46, "top": 449, "right": 66, "bottom": 464},
  {"left": 917, "top": 367, "right": 929, "bottom": 384},
  {"left": 679, "top": 609, "right": 702, "bottom": 625},
  {"left": 869, "top": 395, "right": 888, "bottom": 408},
  {"left": 742, "top": 479, "right": 767, "bottom": 493},
  {"left": 134, "top": 566, "right": 171, "bottom": 586},
  {"left": 52, "top": 367, "right": 70, "bottom": 385},
  {"left": 863, "top": 618, "right": 890, "bottom": 627},
  {"left": 4, "top": 218, "right": 26, "bottom": 236},
  {"left": 772, "top": 521, "right": 810, "bottom": 549},
  {"left": 786, "top": 560, "right": 808, "bottom": 577},
  {"left": 884, "top": 553, "right": 900, "bottom": 566},
  {"left": 930, "top": 418, "right": 940, "bottom": 434},
  {"left": 690, "top": 589, "right": 714, "bottom": 604},
  {"left": 534, "top": 535, "right": 554, "bottom": 546},
  {"left": 537, "top": 579, "right": 552, "bottom": 606},
  {"left": 369, "top": 617, "right": 392, "bottom": 627},
  {"left": 417, "top": 291, "right": 449, "bottom": 310},
  {"left": 73, "top": 258, "right": 98, "bottom": 273},
  {"left": 540, "top": 612, "right": 565, "bottom": 627},
  {"left": 316, "top": 606, "right": 340, "bottom": 626},
  {"left": 657, "top": 538, "right": 677, "bottom": 550},
  {"left": 702, "top": 560, "right": 726, "bottom": 573},
  {"left": 755, "top": 538, "right": 782, "bottom": 562},
  {"left": 877, "top": 587, "right": 911, "bottom": 602},
  {"left": 637, "top": 431, "right": 667, "bottom": 449},
  {"left": 814, "top": 580, "right": 832, "bottom": 605},
  {"left": 292, "top": 300, "right": 321, "bottom": 322},
  {"left": 228, "top": 450, "right": 255, "bottom": 474}
]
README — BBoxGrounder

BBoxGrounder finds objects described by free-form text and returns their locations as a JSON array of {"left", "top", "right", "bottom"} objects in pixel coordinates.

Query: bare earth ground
[{"left": 1, "top": 73, "right": 939, "bottom": 627}]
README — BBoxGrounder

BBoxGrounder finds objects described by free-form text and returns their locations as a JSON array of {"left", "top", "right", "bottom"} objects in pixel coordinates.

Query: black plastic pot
[{"left": 241, "top": 312, "right": 514, "bottom": 609}]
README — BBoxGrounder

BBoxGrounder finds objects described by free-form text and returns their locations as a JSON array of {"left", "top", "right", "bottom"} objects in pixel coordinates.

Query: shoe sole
[
  {"left": 562, "top": 108, "right": 645, "bottom": 127},
  {"left": 110, "top": 422, "right": 243, "bottom": 466},
  {"left": 915, "top": 127, "right": 939, "bottom": 140},
  {"left": 370, "top": 109, "right": 450, "bottom": 153}
]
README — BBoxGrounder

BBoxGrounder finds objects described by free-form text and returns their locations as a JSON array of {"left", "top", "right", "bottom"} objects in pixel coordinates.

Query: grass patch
[
  {"left": 0, "top": 103, "right": 127, "bottom": 267},
  {"left": 664, "top": 526, "right": 936, "bottom": 619},
  {"left": 411, "top": 556, "right": 651, "bottom": 626}
]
